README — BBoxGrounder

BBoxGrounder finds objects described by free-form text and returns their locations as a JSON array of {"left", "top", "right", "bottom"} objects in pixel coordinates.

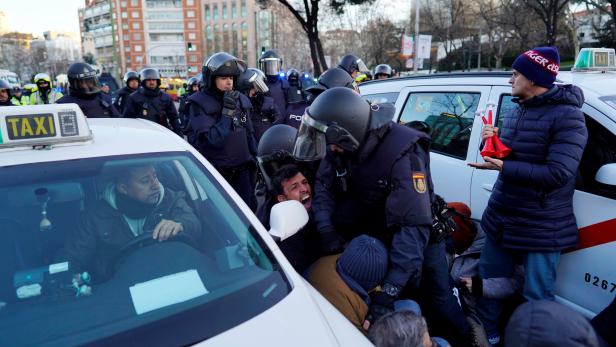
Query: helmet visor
[
  {"left": 293, "top": 112, "right": 328, "bottom": 161},
  {"left": 261, "top": 59, "right": 282, "bottom": 76},
  {"left": 75, "top": 77, "right": 101, "bottom": 95},
  {"left": 356, "top": 59, "right": 369, "bottom": 74},
  {"left": 249, "top": 72, "right": 269, "bottom": 93}
]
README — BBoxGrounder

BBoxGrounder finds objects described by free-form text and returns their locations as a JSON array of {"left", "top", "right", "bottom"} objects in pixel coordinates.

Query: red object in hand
[{"left": 480, "top": 105, "right": 511, "bottom": 159}]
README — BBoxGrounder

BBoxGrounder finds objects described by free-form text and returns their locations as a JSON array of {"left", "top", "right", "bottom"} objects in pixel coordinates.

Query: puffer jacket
[{"left": 481, "top": 84, "right": 588, "bottom": 251}]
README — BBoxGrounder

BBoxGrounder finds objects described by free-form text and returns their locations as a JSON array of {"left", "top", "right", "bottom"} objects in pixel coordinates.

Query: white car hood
[{"left": 194, "top": 276, "right": 372, "bottom": 347}]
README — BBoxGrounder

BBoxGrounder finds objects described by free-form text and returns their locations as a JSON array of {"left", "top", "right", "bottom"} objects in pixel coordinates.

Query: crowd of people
[{"left": 1, "top": 47, "right": 615, "bottom": 347}]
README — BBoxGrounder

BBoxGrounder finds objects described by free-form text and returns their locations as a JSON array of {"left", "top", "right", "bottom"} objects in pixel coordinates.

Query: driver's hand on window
[{"left": 153, "top": 219, "right": 184, "bottom": 241}]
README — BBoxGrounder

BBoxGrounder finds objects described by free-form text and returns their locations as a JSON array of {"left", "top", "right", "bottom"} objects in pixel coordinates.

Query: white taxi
[
  {"left": 360, "top": 48, "right": 616, "bottom": 318},
  {"left": 0, "top": 104, "right": 371, "bottom": 346}
]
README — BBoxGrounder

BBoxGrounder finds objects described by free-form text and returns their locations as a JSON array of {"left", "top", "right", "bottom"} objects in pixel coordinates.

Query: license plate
[{"left": 5, "top": 113, "right": 56, "bottom": 140}]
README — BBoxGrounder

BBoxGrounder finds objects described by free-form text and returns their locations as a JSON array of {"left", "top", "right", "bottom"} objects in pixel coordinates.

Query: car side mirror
[
  {"left": 595, "top": 163, "right": 616, "bottom": 186},
  {"left": 268, "top": 200, "right": 309, "bottom": 242}
]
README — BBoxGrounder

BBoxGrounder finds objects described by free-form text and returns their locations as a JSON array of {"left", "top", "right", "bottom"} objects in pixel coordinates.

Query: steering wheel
[{"left": 111, "top": 231, "right": 196, "bottom": 272}]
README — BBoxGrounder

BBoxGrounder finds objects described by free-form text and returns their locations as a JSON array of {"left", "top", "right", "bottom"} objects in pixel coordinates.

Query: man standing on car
[{"left": 469, "top": 46, "right": 588, "bottom": 345}]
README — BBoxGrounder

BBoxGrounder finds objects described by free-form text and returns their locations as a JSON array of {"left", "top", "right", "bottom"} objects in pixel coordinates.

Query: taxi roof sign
[
  {"left": 0, "top": 104, "right": 92, "bottom": 149},
  {"left": 573, "top": 48, "right": 616, "bottom": 72}
]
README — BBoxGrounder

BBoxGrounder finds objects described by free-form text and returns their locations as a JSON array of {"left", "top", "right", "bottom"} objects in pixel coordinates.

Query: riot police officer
[
  {"left": 294, "top": 87, "right": 471, "bottom": 344},
  {"left": 114, "top": 70, "right": 140, "bottom": 114},
  {"left": 285, "top": 67, "right": 357, "bottom": 129},
  {"left": 186, "top": 52, "right": 257, "bottom": 207},
  {"left": 237, "top": 68, "right": 282, "bottom": 142},
  {"left": 123, "top": 68, "right": 181, "bottom": 134},
  {"left": 178, "top": 76, "right": 200, "bottom": 128},
  {"left": 286, "top": 68, "right": 306, "bottom": 103},
  {"left": 0, "top": 80, "right": 16, "bottom": 106},
  {"left": 56, "top": 62, "right": 120, "bottom": 118},
  {"left": 338, "top": 53, "right": 370, "bottom": 79},
  {"left": 258, "top": 49, "right": 289, "bottom": 116},
  {"left": 374, "top": 64, "right": 393, "bottom": 80}
]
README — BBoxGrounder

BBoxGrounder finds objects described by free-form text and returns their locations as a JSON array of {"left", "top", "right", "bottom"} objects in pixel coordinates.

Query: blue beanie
[
  {"left": 511, "top": 46, "right": 560, "bottom": 88},
  {"left": 338, "top": 235, "right": 388, "bottom": 291}
]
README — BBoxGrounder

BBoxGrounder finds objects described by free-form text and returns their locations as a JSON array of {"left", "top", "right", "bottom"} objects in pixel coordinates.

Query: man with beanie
[
  {"left": 308, "top": 235, "right": 388, "bottom": 332},
  {"left": 470, "top": 46, "right": 588, "bottom": 345}
]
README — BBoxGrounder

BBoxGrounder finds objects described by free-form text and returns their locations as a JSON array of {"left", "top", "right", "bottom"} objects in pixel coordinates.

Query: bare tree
[
  {"left": 575, "top": 0, "right": 616, "bottom": 47},
  {"left": 521, "top": 0, "right": 571, "bottom": 45}
]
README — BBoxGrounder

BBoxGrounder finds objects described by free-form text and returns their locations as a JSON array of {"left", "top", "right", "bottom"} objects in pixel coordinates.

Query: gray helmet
[
  {"left": 338, "top": 54, "right": 369, "bottom": 76},
  {"left": 139, "top": 68, "right": 161, "bottom": 88},
  {"left": 305, "top": 67, "right": 356, "bottom": 100},
  {"left": 259, "top": 50, "right": 283, "bottom": 77},
  {"left": 123, "top": 70, "right": 140, "bottom": 84},
  {"left": 0, "top": 79, "right": 12, "bottom": 97},
  {"left": 294, "top": 87, "right": 371, "bottom": 161},
  {"left": 67, "top": 62, "right": 101, "bottom": 96},
  {"left": 257, "top": 124, "right": 298, "bottom": 191},
  {"left": 374, "top": 64, "right": 393, "bottom": 78},
  {"left": 202, "top": 52, "right": 247, "bottom": 90},
  {"left": 237, "top": 68, "right": 269, "bottom": 94}
]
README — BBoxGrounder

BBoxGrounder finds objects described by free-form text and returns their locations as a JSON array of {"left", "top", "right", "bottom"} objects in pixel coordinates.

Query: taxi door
[{"left": 394, "top": 85, "right": 490, "bottom": 205}]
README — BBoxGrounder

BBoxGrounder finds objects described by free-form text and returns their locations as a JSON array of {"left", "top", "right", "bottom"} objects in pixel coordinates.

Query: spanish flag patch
[{"left": 412, "top": 172, "right": 427, "bottom": 194}]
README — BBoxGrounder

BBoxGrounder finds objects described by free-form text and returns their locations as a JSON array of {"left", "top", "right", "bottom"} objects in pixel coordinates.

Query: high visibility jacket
[
  {"left": 29, "top": 90, "right": 63, "bottom": 105},
  {"left": 11, "top": 95, "right": 28, "bottom": 106}
]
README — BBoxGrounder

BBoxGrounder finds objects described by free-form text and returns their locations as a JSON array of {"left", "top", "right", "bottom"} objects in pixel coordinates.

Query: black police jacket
[
  {"left": 186, "top": 89, "right": 257, "bottom": 169},
  {"left": 56, "top": 93, "right": 120, "bottom": 118},
  {"left": 313, "top": 122, "right": 434, "bottom": 288},
  {"left": 113, "top": 86, "right": 137, "bottom": 114},
  {"left": 265, "top": 77, "right": 289, "bottom": 117},
  {"left": 249, "top": 94, "right": 283, "bottom": 142},
  {"left": 284, "top": 100, "right": 309, "bottom": 129},
  {"left": 122, "top": 87, "right": 181, "bottom": 134}
]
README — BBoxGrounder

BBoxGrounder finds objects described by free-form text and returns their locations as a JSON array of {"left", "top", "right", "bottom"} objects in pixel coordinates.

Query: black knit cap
[{"left": 338, "top": 235, "right": 388, "bottom": 291}]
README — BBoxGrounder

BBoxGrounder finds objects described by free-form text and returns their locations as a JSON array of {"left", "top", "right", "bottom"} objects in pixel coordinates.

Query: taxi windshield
[
  {"left": 599, "top": 95, "right": 616, "bottom": 111},
  {"left": 0, "top": 152, "right": 289, "bottom": 346}
]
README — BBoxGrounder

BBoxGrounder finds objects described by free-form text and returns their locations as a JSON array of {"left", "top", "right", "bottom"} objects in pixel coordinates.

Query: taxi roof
[{"left": 0, "top": 118, "right": 191, "bottom": 167}]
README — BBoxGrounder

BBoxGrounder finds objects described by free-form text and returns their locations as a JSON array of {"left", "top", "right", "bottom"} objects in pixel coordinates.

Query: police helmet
[
  {"left": 305, "top": 67, "right": 356, "bottom": 100},
  {"left": 12, "top": 86, "right": 22, "bottom": 94},
  {"left": 257, "top": 124, "right": 298, "bottom": 191},
  {"left": 294, "top": 87, "right": 371, "bottom": 161},
  {"left": 0, "top": 79, "right": 12, "bottom": 97},
  {"left": 237, "top": 68, "right": 269, "bottom": 94},
  {"left": 67, "top": 62, "right": 101, "bottom": 96},
  {"left": 123, "top": 70, "right": 140, "bottom": 85},
  {"left": 202, "top": 52, "right": 247, "bottom": 90},
  {"left": 259, "top": 50, "right": 283, "bottom": 77},
  {"left": 139, "top": 68, "right": 161, "bottom": 88},
  {"left": 34, "top": 73, "right": 52, "bottom": 88},
  {"left": 338, "top": 54, "right": 369, "bottom": 76},
  {"left": 187, "top": 76, "right": 199, "bottom": 89},
  {"left": 287, "top": 69, "right": 300, "bottom": 85},
  {"left": 374, "top": 64, "right": 392, "bottom": 79}
]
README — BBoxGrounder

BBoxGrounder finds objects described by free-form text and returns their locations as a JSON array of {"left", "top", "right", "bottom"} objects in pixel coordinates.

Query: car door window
[
  {"left": 399, "top": 92, "right": 480, "bottom": 159},
  {"left": 496, "top": 94, "right": 516, "bottom": 129},
  {"left": 363, "top": 92, "right": 399, "bottom": 105},
  {"left": 577, "top": 115, "right": 616, "bottom": 199}
]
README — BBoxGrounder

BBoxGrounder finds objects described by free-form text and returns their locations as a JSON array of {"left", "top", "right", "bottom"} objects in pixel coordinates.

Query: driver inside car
[{"left": 60, "top": 164, "right": 201, "bottom": 281}]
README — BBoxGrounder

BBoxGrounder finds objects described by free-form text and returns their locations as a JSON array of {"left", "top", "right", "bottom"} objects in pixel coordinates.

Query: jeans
[{"left": 476, "top": 235, "right": 560, "bottom": 335}]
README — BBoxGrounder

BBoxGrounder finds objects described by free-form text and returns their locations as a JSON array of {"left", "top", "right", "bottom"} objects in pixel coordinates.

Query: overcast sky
[{"left": 0, "top": 0, "right": 83, "bottom": 36}]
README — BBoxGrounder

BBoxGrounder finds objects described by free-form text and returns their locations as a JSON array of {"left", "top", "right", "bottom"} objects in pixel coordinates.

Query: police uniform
[
  {"left": 123, "top": 87, "right": 181, "bottom": 134},
  {"left": 265, "top": 76, "right": 289, "bottom": 117},
  {"left": 187, "top": 88, "right": 258, "bottom": 206},
  {"left": 249, "top": 94, "right": 283, "bottom": 142},
  {"left": 284, "top": 100, "right": 308, "bottom": 129},
  {"left": 57, "top": 93, "right": 120, "bottom": 118},
  {"left": 114, "top": 86, "right": 137, "bottom": 114}
]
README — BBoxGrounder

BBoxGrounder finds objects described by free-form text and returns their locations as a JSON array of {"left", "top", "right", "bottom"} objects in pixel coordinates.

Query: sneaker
[{"left": 466, "top": 315, "right": 490, "bottom": 347}]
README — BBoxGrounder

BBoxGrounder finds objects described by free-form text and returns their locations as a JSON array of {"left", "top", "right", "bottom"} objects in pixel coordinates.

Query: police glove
[
  {"left": 319, "top": 228, "right": 344, "bottom": 255},
  {"left": 222, "top": 90, "right": 240, "bottom": 118},
  {"left": 366, "top": 291, "right": 396, "bottom": 324}
]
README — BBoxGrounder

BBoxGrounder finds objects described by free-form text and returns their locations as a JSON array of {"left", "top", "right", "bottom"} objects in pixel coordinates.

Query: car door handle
[{"left": 482, "top": 184, "right": 494, "bottom": 192}]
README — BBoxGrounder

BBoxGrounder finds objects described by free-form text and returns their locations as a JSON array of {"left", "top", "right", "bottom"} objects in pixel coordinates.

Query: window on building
[
  {"left": 149, "top": 33, "right": 185, "bottom": 42},
  {"left": 223, "top": 3, "right": 228, "bottom": 19},
  {"left": 125, "top": 46, "right": 131, "bottom": 52},
  {"left": 121, "top": 1, "right": 127, "bottom": 7},
  {"left": 132, "top": 22, "right": 140, "bottom": 29},
  {"left": 136, "top": 56, "right": 143, "bottom": 62},
  {"left": 146, "top": 11, "right": 182, "bottom": 20},
  {"left": 121, "top": 12, "right": 128, "bottom": 18},
  {"left": 131, "top": 11, "right": 139, "bottom": 18},
  {"left": 190, "top": 55, "right": 198, "bottom": 62},
  {"left": 135, "top": 45, "right": 142, "bottom": 52},
  {"left": 399, "top": 92, "right": 480, "bottom": 159},
  {"left": 133, "top": 33, "right": 142, "bottom": 40},
  {"left": 232, "top": 23, "right": 238, "bottom": 56},
  {"left": 187, "top": 10, "right": 195, "bottom": 18},
  {"left": 214, "top": 24, "right": 220, "bottom": 51},
  {"left": 206, "top": 25, "right": 214, "bottom": 55},
  {"left": 122, "top": 23, "right": 129, "bottom": 29},
  {"left": 187, "top": 0, "right": 194, "bottom": 5},
  {"left": 148, "top": 22, "right": 183, "bottom": 30},
  {"left": 241, "top": 0, "right": 246, "bottom": 17},
  {"left": 188, "top": 32, "right": 196, "bottom": 40},
  {"left": 213, "top": 4, "right": 219, "bottom": 20},
  {"left": 131, "top": 0, "right": 138, "bottom": 6},
  {"left": 223, "top": 24, "right": 230, "bottom": 51},
  {"left": 205, "top": 5, "right": 210, "bottom": 20},
  {"left": 123, "top": 34, "right": 129, "bottom": 41},
  {"left": 232, "top": 2, "right": 237, "bottom": 18},
  {"left": 241, "top": 22, "right": 248, "bottom": 60},
  {"left": 187, "top": 21, "right": 196, "bottom": 29}
]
